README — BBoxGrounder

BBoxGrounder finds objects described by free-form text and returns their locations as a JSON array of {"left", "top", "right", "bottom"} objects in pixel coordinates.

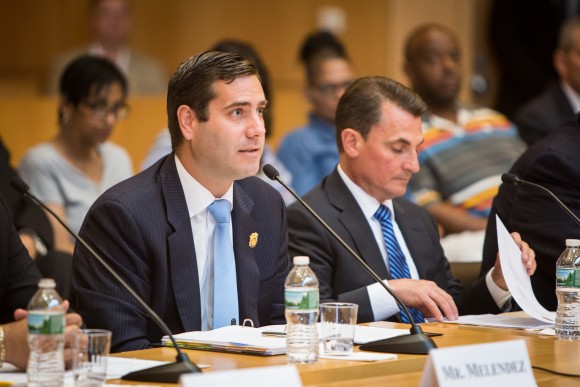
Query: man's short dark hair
[
  {"left": 167, "top": 51, "right": 259, "bottom": 150},
  {"left": 335, "top": 76, "right": 426, "bottom": 152}
]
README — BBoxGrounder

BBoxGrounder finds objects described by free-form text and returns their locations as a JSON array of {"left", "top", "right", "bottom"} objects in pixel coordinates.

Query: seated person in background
[
  {"left": 46, "top": 0, "right": 166, "bottom": 95},
  {"left": 287, "top": 76, "right": 536, "bottom": 324},
  {"left": 19, "top": 56, "right": 133, "bottom": 255},
  {"left": 140, "top": 39, "right": 294, "bottom": 204},
  {"left": 0, "top": 196, "right": 82, "bottom": 370},
  {"left": 72, "top": 51, "right": 290, "bottom": 352},
  {"left": 403, "top": 23, "right": 525, "bottom": 263},
  {"left": 278, "top": 31, "right": 356, "bottom": 196},
  {"left": 482, "top": 115, "right": 580, "bottom": 311},
  {"left": 514, "top": 17, "right": 580, "bottom": 146},
  {"left": 0, "top": 137, "right": 72, "bottom": 298}
]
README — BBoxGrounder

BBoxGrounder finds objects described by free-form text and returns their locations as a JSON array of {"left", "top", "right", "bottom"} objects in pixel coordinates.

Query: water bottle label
[
  {"left": 556, "top": 268, "right": 580, "bottom": 288},
  {"left": 28, "top": 312, "right": 65, "bottom": 335},
  {"left": 285, "top": 288, "right": 319, "bottom": 310}
]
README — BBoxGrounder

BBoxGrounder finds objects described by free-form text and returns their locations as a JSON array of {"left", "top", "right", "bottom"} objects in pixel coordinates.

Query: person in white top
[{"left": 19, "top": 56, "right": 133, "bottom": 254}]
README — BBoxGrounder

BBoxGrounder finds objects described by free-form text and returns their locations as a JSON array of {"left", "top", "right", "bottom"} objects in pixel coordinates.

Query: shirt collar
[
  {"left": 174, "top": 155, "right": 234, "bottom": 218},
  {"left": 561, "top": 80, "right": 580, "bottom": 113},
  {"left": 337, "top": 165, "right": 395, "bottom": 222}
]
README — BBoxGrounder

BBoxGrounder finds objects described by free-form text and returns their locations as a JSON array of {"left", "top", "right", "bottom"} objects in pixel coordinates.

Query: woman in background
[
  {"left": 19, "top": 55, "right": 133, "bottom": 254},
  {"left": 277, "top": 31, "right": 355, "bottom": 196}
]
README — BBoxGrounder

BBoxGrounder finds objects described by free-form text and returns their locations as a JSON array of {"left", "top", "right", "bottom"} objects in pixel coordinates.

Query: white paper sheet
[{"left": 496, "top": 215, "right": 556, "bottom": 323}]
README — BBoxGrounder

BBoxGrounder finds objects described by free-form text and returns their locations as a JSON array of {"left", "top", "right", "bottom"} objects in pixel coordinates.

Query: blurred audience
[
  {"left": 489, "top": 0, "right": 579, "bottom": 118},
  {"left": 482, "top": 115, "right": 580, "bottom": 311},
  {"left": 19, "top": 56, "right": 133, "bottom": 255},
  {"left": 46, "top": 0, "right": 166, "bottom": 95},
  {"left": 140, "top": 39, "right": 295, "bottom": 204},
  {"left": 514, "top": 17, "right": 580, "bottom": 145},
  {"left": 403, "top": 23, "right": 525, "bottom": 263},
  {"left": 277, "top": 31, "right": 355, "bottom": 196}
]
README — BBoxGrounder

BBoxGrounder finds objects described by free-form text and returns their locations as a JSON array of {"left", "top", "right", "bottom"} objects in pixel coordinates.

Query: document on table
[
  {"left": 495, "top": 215, "right": 556, "bottom": 324},
  {"left": 162, "top": 324, "right": 410, "bottom": 355},
  {"left": 441, "top": 313, "right": 554, "bottom": 330}
]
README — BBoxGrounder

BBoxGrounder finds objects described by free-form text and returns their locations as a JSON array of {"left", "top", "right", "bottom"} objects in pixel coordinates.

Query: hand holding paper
[{"left": 492, "top": 229, "right": 537, "bottom": 291}]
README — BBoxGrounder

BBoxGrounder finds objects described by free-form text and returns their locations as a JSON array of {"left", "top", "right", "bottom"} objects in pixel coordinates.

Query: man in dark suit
[
  {"left": 0, "top": 196, "right": 82, "bottom": 369},
  {"left": 0, "top": 137, "right": 72, "bottom": 299},
  {"left": 481, "top": 116, "right": 580, "bottom": 311},
  {"left": 287, "top": 77, "right": 536, "bottom": 323},
  {"left": 72, "top": 51, "right": 290, "bottom": 352},
  {"left": 514, "top": 17, "right": 580, "bottom": 145}
]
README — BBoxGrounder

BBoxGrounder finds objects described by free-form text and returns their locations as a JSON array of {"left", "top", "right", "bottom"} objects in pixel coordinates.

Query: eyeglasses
[
  {"left": 311, "top": 80, "right": 353, "bottom": 96},
  {"left": 82, "top": 101, "right": 131, "bottom": 121}
]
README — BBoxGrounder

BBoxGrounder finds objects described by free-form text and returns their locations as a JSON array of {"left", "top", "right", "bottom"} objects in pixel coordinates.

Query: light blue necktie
[
  {"left": 374, "top": 205, "right": 425, "bottom": 324},
  {"left": 208, "top": 200, "right": 239, "bottom": 328}
]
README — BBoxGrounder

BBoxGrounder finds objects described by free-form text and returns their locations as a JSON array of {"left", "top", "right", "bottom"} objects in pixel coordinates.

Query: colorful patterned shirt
[{"left": 406, "top": 105, "right": 525, "bottom": 218}]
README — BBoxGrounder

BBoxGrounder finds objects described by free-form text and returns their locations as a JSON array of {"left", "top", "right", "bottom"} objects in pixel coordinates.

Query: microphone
[
  {"left": 501, "top": 173, "right": 580, "bottom": 226},
  {"left": 10, "top": 177, "right": 201, "bottom": 383},
  {"left": 262, "top": 164, "right": 437, "bottom": 355}
]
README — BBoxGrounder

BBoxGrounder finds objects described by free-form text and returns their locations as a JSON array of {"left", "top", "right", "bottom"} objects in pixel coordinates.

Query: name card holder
[
  {"left": 419, "top": 339, "right": 536, "bottom": 387},
  {"left": 180, "top": 364, "right": 302, "bottom": 387}
]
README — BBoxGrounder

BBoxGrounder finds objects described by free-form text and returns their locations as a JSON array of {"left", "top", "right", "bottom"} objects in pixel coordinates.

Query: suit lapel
[
  {"left": 160, "top": 156, "right": 202, "bottom": 331},
  {"left": 231, "top": 182, "right": 260, "bottom": 326},
  {"left": 325, "top": 170, "right": 390, "bottom": 279}
]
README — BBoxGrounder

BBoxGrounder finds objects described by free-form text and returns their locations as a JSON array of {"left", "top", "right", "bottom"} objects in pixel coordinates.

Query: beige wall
[{"left": 0, "top": 0, "right": 491, "bottom": 167}]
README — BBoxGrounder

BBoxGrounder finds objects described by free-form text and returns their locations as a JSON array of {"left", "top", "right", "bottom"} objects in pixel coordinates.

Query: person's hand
[
  {"left": 63, "top": 307, "right": 83, "bottom": 370},
  {"left": 5, "top": 301, "right": 82, "bottom": 370},
  {"left": 492, "top": 232, "right": 537, "bottom": 291},
  {"left": 388, "top": 278, "right": 458, "bottom": 321}
]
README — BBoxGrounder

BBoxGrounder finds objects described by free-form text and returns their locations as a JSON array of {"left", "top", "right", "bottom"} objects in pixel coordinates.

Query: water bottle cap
[
  {"left": 293, "top": 256, "right": 310, "bottom": 265},
  {"left": 38, "top": 278, "right": 56, "bottom": 288},
  {"left": 565, "top": 239, "right": 580, "bottom": 247}
]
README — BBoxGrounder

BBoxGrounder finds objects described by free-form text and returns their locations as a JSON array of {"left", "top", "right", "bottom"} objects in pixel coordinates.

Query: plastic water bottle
[
  {"left": 285, "top": 256, "right": 319, "bottom": 364},
  {"left": 555, "top": 239, "right": 580, "bottom": 340},
  {"left": 27, "top": 278, "right": 65, "bottom": 386}
]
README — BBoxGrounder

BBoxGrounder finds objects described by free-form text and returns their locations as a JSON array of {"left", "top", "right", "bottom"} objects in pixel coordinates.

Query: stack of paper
[
  {"left": 163, "top": 325, "right": 286, "bottom": 356},
  {"left": 162, "top": 324, "right": 410, "bottom": 356}
]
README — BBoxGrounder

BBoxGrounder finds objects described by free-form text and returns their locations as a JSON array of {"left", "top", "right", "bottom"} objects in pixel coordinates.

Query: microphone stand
[
  {"left": 262, "top": 165, "right": 437, "bottom": 355},
  {"left": 502, "top": 173, "right": 580, "bottom": 226},
  {"left": 10, "top": 178, "right": 201, "bottom": 383}
]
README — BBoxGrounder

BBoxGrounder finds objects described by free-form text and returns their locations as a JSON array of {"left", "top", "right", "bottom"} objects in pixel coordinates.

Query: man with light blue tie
[
  {"left": 287, "top": 76, "right": 537, "bottom": 324},
  {"left": 72, "top": 51, "right": 290, "bottom": 352}
]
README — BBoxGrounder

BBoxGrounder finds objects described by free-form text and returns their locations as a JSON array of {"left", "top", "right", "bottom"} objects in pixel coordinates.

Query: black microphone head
[
  {"left": 10, "top": 176, "right": 30, "bottom": 195},
  {"left": 262, "top": 164, "right": 279, "bottom": 180},
  {"left": 501, "top": 173, "right": 519, "bottom": 185}
]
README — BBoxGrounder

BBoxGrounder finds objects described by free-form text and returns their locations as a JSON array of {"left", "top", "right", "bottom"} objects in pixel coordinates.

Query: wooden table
[{"left": 109, "top": 321, "right": 580, "bottom": 386}]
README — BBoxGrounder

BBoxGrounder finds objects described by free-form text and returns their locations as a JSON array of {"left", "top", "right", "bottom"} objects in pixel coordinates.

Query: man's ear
[
  {"left": 177, "top": 105, "right": 196, "bottom": 141},
  {"left": 341, "top": 128, "right": 362, "bottom": 158}
]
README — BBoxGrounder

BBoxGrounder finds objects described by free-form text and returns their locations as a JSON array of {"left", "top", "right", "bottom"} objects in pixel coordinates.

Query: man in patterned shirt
[{"left": 403, "top": 23, "right": 525, "bottom": 264}]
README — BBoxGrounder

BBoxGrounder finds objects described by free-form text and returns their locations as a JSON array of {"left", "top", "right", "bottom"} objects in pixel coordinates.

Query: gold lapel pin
[{"left": 249, "top": 232, "right": 258, "bottom": 248}]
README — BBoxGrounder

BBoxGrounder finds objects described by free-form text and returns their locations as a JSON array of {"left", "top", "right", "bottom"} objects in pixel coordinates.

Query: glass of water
[
  {"left": 320, "top": 303, "right": 358, "bottom": 354},
  {"left": 72, "top": 329, "right": 111, "bottom": 386}
]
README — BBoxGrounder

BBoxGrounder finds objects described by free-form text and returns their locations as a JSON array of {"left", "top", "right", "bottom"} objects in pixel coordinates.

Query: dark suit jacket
[
  {"left": 287, "top": 169, "right": 499, "bottom": 323},
  {"left": 0, "top": 137, "right": 53, "bottom": 248},
  {"left": 0, "top": 196, "right": 42, "bottom": 324},
  {"left": 482, "top": 118, "right": 580, "bottom": 311},
  {"left": 71, "top": 155, "right": 290, "bottom": 352},
  {"left": 514, "top": 83, "right": 575, "bottom": 146}
]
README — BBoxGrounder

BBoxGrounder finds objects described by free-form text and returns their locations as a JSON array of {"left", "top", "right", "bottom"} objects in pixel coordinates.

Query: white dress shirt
[{"left": 175, "top": 155, "right": 234, "bottom": 330}]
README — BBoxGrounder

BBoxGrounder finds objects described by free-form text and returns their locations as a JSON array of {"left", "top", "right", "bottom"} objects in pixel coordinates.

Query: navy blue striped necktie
[{"left": 374, "top": 204, "right": 424, "bottom": 324}]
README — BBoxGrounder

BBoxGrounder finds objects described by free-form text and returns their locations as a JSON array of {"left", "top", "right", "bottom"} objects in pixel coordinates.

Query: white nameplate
[
  {"left": 419, "top": 339, "right": 536, "bottom": 387},
  {"left": 180, "top": 364, "right": 302, "bottom": 387}
]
